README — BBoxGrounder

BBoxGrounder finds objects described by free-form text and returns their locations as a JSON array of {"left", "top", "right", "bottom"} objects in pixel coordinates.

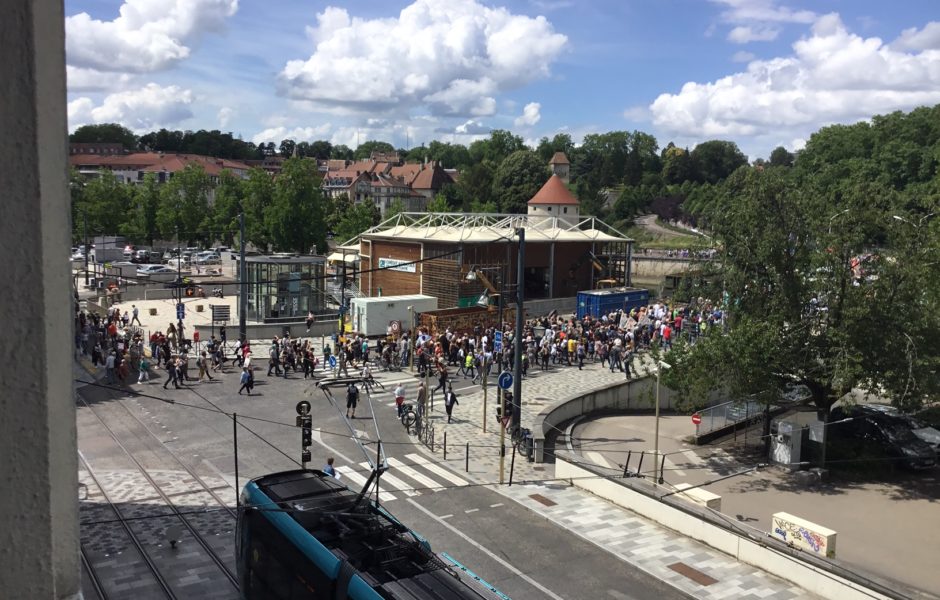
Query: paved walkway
[{"left": 405, "top": 357, "right": 817, "bottom": 600}]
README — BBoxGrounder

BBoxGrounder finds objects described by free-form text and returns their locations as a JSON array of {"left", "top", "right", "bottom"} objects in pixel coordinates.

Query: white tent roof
[{"left": 353, "top": 213, "right": 632, "bottom": 245}]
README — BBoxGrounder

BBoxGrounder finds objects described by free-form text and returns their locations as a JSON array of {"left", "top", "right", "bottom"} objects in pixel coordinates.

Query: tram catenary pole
[
  {"left": 239, "top": 212, "right": 247, "bottom": 342},
  {"left": 511, "top": 226, "right": 524, "bottom": 432}
]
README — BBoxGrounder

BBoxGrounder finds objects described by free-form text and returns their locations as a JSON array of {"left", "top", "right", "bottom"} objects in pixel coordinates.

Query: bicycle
[{"left": 400, "top": 402, "right": 417, "bottom": 429}]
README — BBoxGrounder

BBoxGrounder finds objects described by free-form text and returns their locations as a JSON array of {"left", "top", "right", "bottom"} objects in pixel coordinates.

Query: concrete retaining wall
[
  {"left": 555, "top": 456, "right": 894, "bottom": 600},
  {"left": 194, "top": 320, "right": 337, "bottom": 342},
  {"left": 523, "top": 296, "right": 576, "bottom": 316},
  {"left": 532, "top": 374, "right": 678, "bottom": 461}
]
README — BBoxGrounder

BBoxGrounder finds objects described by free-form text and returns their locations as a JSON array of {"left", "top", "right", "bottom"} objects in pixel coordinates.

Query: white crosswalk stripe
[
  {"left": 663, "top": 457, "right": 686, "bottom": 477},
  {"left": 386, "top": 457, "right": 446, "bottom": 492},
  {"left": 404, "top": 454, "right": 469, "bottom": 487},
  {"left": 360, "top": 463, "right": 419, "bottom": 497},
  {"left": 337, "top": 466, "right": 398, "bottom": 503}
]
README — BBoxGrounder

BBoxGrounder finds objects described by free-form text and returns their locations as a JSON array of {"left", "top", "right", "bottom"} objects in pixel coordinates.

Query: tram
[{"left": 237, "top": 469, "right": 510, "bottom": 599}]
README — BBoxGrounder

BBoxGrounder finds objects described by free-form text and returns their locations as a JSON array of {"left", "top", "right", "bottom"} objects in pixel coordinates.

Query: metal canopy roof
[{"left": 352, "top": 212, "right": 633, "bottom": 245}]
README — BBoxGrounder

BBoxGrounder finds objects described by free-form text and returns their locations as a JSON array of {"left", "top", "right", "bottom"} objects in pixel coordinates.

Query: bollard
[
  {"left": 444, "top": 431, "right": 447, "bottom": 460},
  {"left": 636, "top": 451, "right": 645, "bottom": 477},
  {"left": 509, "top": 444, "right": 516, "bottom": 486},
  {"left": 465, "top": 443, "right": 470, "bottom": 472},
  {"left": 622, "top": 451, "right": 632, "bottom": 478}
]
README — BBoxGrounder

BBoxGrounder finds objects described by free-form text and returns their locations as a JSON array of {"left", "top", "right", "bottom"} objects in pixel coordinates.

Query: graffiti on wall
[{"left": 771, "top": 512, "right": 836, "bottom": 559}]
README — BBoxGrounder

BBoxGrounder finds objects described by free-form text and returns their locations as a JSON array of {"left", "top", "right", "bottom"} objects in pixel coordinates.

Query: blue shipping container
[{"left": 576, "top": 287, "right": 650, "bottom": 320}]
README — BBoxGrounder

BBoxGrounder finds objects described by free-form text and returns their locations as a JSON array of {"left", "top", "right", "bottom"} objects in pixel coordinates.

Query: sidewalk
[{"left": 411, "top": 357, "right": 817, "bottom": 600}]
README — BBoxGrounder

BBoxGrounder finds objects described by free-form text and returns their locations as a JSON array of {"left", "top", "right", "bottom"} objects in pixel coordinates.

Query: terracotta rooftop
[
  {"left": 549, "top": 151, "right": 570, "bottom": 165},
  {"left": 411, "top": 164, "right": 451, "bottom": 191},
  {"left": 527, "top": 174, "right": 580, "bottom": 206}
]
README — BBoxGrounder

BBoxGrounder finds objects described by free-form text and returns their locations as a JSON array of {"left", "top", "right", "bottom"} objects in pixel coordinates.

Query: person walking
[
  {"left": 238, "top": 367, "right": 251, "bottom": 395},
  {"left": 345, "top": 382, "right": 359, "bottom": 419},
  {"left": 444, "top": 384, "right": 459, "bottom": 423},
  {"left": 323, "top": 457, "right": 337, "bottom": 477},
  {"left": 267, "top": 338, "right": 282, "bottom": 376},
  {"left": 131, "top": 304, "right": 142, "bottom": 326},
  {"left": 198, "top": 351, "right": 214, "bottom": 381},
  {"left": 415, "top": 381, "right": 427, "bottom": 420},
  {"left": 137, "top": 355, "right": 149, "bottom": 383},
  {"left": 163, "top": 358, "right": 180, "bottom": 389},
  {"left": 105, "top": 351, "right": 116, "bottom": 384}
]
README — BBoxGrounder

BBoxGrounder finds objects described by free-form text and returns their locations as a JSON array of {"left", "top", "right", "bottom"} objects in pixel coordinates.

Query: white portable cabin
[{"left": 350, "top": 294, "right": 438, "bottom": 337}]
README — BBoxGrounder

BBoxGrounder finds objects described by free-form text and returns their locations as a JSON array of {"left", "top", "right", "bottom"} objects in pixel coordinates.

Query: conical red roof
[{"left": 528, "top": 174, "right": 580, "bottom": 206}]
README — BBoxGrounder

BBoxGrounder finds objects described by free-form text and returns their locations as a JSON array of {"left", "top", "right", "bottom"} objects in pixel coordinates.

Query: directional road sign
[
  {"left": 328, "top": 355, "right": 337, "bottom": 369},
  {"left": 498, "top": 371, "right": 513, "bottom": 390},
  {"left": 493, "top": 331, "right": 503, "bottom": 352},
  {"left": 176, "top": 303, "right": 185, "bottom": 321}
]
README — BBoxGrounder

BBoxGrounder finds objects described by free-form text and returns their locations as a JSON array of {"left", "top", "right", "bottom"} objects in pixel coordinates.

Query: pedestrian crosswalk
[{"left": 336, "top": 453, "right": 471, "bottom": 504}]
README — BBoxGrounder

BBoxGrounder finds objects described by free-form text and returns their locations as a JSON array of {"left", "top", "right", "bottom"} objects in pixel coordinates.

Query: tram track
[{"left": 76, "top": 386, "right": 240, "bottom": 599}]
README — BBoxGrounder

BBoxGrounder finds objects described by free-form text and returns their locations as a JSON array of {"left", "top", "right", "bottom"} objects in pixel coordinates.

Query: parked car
[
  {"left": 840, "top": 403, "right": 940, "bottom": 456},
  {"left": 136, "top": 264, "right": 179, "bottom": 282},
  {"left": 193, "top": 251, "right": 222, "bottom": 265},
  {"left": 830, "top": 406, "right": 937, "bottom": 470}
]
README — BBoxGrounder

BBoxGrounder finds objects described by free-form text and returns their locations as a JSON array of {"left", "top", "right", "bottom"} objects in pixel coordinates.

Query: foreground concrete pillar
[{"left": 0, "top": 1, "right": 81, "bottom": 598}]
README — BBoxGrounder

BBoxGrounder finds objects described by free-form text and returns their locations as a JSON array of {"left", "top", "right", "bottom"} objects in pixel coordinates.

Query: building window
[
  {"left": 563, "top": 207, "right": 568, "bottom": 214},
  {"left": 548, "top": 206, "right": 552, "bottom": 212}
]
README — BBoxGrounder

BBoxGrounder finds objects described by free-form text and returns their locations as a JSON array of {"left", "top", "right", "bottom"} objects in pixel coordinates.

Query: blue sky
[{"left": 65, "top": 0, "right": 940, "bottom": 160}]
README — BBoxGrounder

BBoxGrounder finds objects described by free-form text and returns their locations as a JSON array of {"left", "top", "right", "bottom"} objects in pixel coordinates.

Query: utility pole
[
  {"left": 338, "top": 249, "right": 346, "bottom": 348},
  {"left": 239, "top": 212, "right": 247, "bottom": 342},
  {"left": 177, "top": 226, "right": 184, "bottom": 345},
  {"left": 82, "top": 211, "right": 89, "bottom": 287},
  {"left": 511, "top": 226, "right": 525, "bottom": 432}
]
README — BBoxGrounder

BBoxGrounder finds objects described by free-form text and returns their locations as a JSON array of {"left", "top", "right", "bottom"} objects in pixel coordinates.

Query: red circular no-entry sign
[{"left": 691, "top": 413, "right": 702, "bottom": 425}]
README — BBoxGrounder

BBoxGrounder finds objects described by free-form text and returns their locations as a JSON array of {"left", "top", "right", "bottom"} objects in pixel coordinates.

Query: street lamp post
[
  {"left": 511, "top": 227, "right": 525, "bottom": 432},
  {"left": 653, "top": 360, "right": 671, "bottom": 485},
  {"left": 82, "top": 211, "right": 89, "bottom": 287}
]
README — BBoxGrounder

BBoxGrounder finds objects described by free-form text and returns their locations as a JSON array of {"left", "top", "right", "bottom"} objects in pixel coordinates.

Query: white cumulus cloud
[
  {"left": 278, "top": 0, "right": 567, "bottom": 117},
  {"left": 728, "top": 25, "right": 779, "bottom": 43},
  {"left": 66, "top": 66, "right": 134, "bottom": 92},
  {"left": 66, "top": 0, "right": 238, "bottom": 74},
  {"left": 731, "top": 50, "right": 756, "bottom": 62},
  {"left": 710, "top": 0, "right": 815, "bottom": 25},
  {"left": 893, "top": 21, "right": 940, "bottom": 51},
  {"left": 250, "top": 124, "right": 333, "bottom": 146},
  {"left": 68, "top": 83, "right": 195, "bottom": 132},
  {"left": 650, "top": 14, "right": 940, "bottom": 140},
  {"left": 514, "top": 102, "right": 542, "bottom": 127},
  {"left": 217, "top": 107, "right": 235, "bottom": 128}
]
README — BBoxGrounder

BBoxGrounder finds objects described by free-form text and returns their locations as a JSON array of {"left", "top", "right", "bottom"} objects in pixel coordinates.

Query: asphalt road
[{"left": 78, "top": 363, "right": 691, "bottom": 600}]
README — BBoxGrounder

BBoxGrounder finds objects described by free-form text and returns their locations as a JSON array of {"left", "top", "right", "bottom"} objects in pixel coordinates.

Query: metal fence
[{"left": 695, "top": 397, "right": 771, "bottom": 436}]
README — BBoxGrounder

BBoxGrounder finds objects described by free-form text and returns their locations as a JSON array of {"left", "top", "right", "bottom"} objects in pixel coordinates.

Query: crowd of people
[{"left": 76, "top": 297, "right": 727, "bottom": 422}]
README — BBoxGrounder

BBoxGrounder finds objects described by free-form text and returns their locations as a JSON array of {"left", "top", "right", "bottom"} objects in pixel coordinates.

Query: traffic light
[{"left": 301, "top": 416, "right": 312, "bottom": 448}]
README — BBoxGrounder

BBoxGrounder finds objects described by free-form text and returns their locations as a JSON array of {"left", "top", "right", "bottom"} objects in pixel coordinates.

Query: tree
[
  {"left": 385, "top": 198, "right": 407, "bottom": 221},
  {"left": 124, "top": 173, "right": 161, "bottom": 245},
  {"left": 690, "top": 140, "right": 748, "bottom": 184},
  {"left": 295, "top": 142, "right": 311, "bottom": 158},
  {"left": 354, "top": 140, "right": 395, "bottom": 160},
  {"left": 156, "top": 165, "right": 211, "bottom": 244},
  {"left": 210, "top": 170, "right": 245, "bottom": 245},
  {"left": 334, "top": 202, "right": 375, "bottom": 243},
  {"left": 332, "top": 144, "right": 354, "bottom": 160},
  {"left": 661, "top": 145, "right": 695, "bottom": 184},
  {"left": 769, "top": 146, "right": 794, "bottom": 167},
  {"left": 453, "top": 161, "right": 496, "bottom": 211},
  {"left": 75, "top": 171, "right": 131, "bottom": 236},
  {"left": 427, "top": 193, "right": 450, "bottom": 213},
  {"left": 279, "top": 139, "right": 296, "bottom": 158},
  {"left": 70, "top": 123, "right": 137, "bottom": 151},
  {"left": 662, "top": 166, "right": 940, "bottom": 426},
  {"left": 309, "top": 140, "right": 333, "bottom": 160},
  {"left": 242, "top": 167, "right": 275, "bottom": 251},
  {"left": 536, "top": 133, "right": 574, "bottom": 163},
  {"left": 266, "top": 158, "right": 327, "bottom": 253},
  {"left": 469, "top": 130, "right": 525, "bottom": 164},
  {"left": 492, "top": 150, "right": 549, "bottom": 213}
]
